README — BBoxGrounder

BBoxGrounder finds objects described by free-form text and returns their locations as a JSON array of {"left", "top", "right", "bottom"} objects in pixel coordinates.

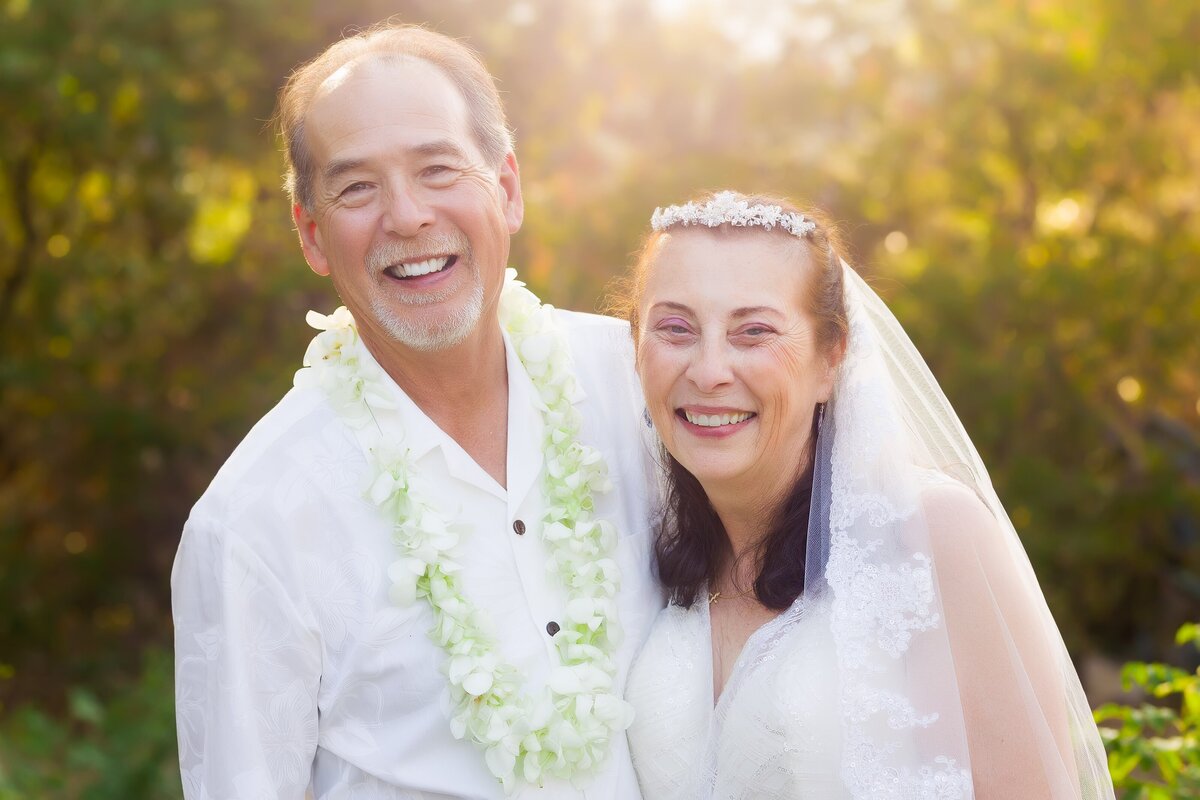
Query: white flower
[
  {"left": 518, "top": 332, "right": 556, "bottom": 366},
  {"left": 485, "top": 743, "right": 518, "bottom": 789},
  {"left": 386, "top": 558, "right": 425, "bottom": 606},
  {"left": 305, "top": 306, "right": 356, "bottom": 331}
]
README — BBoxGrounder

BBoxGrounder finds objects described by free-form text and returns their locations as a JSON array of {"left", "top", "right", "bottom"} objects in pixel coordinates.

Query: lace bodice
[{"left": 625, "top": 596, "right": 852, "bottom": 799}]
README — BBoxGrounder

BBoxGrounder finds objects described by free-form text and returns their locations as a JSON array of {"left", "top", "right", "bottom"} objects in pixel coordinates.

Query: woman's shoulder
[
  {"left": 916, "top": 472, "right": 991, "bottom": 518},
  {"left": 912, "top": 471, "right": 1006, "bottom": 558}
]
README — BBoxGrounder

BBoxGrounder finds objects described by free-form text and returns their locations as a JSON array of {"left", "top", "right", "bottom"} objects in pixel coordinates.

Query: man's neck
[{"left": 359, "top": 316, "right": 511, "bottom": 487}]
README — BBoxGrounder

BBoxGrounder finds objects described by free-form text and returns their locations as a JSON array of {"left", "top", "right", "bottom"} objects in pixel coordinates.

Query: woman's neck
[{"left": 704, "top": 447, "right": 810, "bottom": 588}]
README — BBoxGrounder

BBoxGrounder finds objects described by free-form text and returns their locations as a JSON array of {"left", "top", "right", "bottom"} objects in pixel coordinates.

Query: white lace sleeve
[{"left": 172, "top": 516, "right": 322, "bottom": 799}]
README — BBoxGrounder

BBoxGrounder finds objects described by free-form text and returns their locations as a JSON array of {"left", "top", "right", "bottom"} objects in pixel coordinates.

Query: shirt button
[
  {"left": 546, "top": 621, "right": 561, "bottom": 636},
  {"left": 513, "top": 519, "right": 526, "bottom": 535}
]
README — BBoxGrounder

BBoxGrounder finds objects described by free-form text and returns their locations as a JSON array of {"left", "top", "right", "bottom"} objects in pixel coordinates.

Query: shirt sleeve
[{"left": 172, "top": 515, "right": 322, "bottom": 799}]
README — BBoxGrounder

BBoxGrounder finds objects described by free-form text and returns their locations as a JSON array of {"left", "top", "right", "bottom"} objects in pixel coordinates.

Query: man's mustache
[{"left": 366, "top": 234, "right": 471, "bottom": 272}]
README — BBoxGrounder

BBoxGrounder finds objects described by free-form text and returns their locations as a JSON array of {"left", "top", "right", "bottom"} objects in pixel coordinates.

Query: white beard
[
  {"left": 364, "top": 233, "right": 485, "bottom": 352},
  {"left": 372, "top": 276, "right": 484, "bottom": 352}
]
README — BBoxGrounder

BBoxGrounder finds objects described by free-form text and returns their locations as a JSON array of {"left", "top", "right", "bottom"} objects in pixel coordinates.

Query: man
[{"left": 172, "top": 23, "right": 660, "bottom": 799}]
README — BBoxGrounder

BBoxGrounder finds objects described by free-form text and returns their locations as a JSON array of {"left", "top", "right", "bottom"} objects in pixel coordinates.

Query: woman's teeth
[
  {"left": 395, "top": 256, "right": 450, "bottom": 277},
  {"left": 683, "top": 411, "right": 754, "bottom": 427}
]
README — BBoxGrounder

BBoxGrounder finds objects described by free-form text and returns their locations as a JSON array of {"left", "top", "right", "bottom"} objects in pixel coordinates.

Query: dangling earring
[
  {"left": 643, "top": 407, "right": 654, "bottom": 429},
  {"left": 817, "top": 402, "right": 826, "bottom": 429}
]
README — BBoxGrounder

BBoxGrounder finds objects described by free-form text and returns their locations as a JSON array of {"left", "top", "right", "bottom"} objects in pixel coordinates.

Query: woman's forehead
[{"left": 644, "top": 228, "right": 811, "bottom": 308}]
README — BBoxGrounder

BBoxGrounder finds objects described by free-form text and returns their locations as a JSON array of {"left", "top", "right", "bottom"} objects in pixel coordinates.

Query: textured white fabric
[
  {"left": 626, "top": 264, "right": 1115, "bottom": 800},
  {"left": 628, "top": 595, "right": 851, "bottom": 800},
  {"left": 172, "top": 310, "right": 663, "bottom": 800}
]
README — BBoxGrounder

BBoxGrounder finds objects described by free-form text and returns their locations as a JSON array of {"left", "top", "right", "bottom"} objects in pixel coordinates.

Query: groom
[{"left": 172, "top": 23, "right": 659, "bottom": 799}]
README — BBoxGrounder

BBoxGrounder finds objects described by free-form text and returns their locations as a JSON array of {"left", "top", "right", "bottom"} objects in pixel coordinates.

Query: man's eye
[
  {"left": 340, "top": 182, "right": 370, "bottom": 196},
  {"left": 742, "top": 326, "right": 770, "bottom": 336}
]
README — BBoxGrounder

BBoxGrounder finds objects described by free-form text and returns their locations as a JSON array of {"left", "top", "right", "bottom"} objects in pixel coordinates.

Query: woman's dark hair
[
  {"left": 610, "top": 190, "right": 850, "bottom": 610},
  {"left": 656, "top": 406, "right": 822, "bottom": 610}
]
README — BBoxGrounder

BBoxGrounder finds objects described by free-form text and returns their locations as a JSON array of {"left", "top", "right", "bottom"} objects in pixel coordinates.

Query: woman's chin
[
  {"left": 676, "top": 456, "right": 754, "bottom": 494},
  {"left": 674, "top": 450, "right": 800, "bottom": 506}
]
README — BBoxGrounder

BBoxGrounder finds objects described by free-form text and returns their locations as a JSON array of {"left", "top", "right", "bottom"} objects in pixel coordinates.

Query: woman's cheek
[{"left": 637, "top": 343, "right": 678, "bottom": 416}]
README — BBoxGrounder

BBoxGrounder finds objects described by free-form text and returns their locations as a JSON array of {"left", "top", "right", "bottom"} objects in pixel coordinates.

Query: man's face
[{"left": 294, "top": 57, "right": 523, "bottom": 352}]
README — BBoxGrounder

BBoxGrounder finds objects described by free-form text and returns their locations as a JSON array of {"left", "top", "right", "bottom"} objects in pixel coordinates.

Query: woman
[{"left": 618, "top": 191, "right": 1114, "bottom": 799}]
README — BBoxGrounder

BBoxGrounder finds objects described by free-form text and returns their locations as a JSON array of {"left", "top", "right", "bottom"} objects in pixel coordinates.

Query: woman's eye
[
  {"left": 656, "top": 319, "right": 692, "bottom": 336},
  {"left": 735, "top": 325, "right": 774, "bottom": 341}
]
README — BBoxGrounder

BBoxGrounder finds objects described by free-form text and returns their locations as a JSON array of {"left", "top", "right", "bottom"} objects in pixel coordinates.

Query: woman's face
[{"left": 636, "top": 229, "right": 837, "bottom": 500}]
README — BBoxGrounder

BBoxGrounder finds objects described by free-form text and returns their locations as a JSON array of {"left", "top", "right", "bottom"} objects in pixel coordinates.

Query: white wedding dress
[{"left": 626, "top": 595, "right": 855, "bottom": 799}]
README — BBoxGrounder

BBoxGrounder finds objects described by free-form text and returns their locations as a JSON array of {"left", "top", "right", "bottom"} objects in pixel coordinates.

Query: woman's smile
[{"left": 676, "top": 406, "right": 757, "bottom": 437}]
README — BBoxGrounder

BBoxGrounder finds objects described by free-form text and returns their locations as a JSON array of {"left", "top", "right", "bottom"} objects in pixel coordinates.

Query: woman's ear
[{"left": 816, "top": 335, "right": 847, "bottom": 403}]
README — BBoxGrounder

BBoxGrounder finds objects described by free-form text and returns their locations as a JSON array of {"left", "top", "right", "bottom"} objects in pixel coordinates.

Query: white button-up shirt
[{"left": 172, "top": 310, "right": 663, "bottom": 799}]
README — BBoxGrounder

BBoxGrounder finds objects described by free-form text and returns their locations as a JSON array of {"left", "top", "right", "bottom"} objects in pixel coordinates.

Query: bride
[{"left": 617, "top": 191, "right": 1115, "bottom": 799}]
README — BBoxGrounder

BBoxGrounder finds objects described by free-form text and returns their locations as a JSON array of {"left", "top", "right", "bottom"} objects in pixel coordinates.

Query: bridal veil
[{"left": 783, "top": 262, "right": 1114, "bottom": 799}]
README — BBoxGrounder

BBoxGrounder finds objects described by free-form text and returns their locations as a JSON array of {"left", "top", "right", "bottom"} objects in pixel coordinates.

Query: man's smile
[{"left": 384, "top": 253, "right": 458, "bottom": 279}]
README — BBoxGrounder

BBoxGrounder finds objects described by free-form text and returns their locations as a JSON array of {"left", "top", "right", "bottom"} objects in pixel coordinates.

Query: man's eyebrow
[
  {"left": 321, "top": 158, "right": 366, "bottom": 187},
  {"left": 320, "top": 140, "right": 470, "bottom": 188},
  {"left": 411, "top": 139, "right": 470, "bottom": 160}
]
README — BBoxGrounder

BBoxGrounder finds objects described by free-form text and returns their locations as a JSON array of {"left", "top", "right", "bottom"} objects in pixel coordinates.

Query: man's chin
[{"left": 372, "top": 297, "right": 485, "bottom": 353}]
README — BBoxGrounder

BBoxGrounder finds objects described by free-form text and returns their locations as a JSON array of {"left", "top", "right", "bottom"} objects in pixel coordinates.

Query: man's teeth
[
  {"left": 395, "top": 256, "right": 450, "bottom": 277},
  {"left": 684, "top": 411, "right": 754, "bottom": 427}
]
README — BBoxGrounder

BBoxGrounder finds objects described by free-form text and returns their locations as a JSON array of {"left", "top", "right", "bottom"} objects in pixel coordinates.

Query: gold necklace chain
[{"left": 708, "top": 586, "right": 755, "bottom": 605}]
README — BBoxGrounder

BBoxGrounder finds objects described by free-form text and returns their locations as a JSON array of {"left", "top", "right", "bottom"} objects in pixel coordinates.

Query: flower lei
[{"left": 294, "top": 269, "right": 632, "bottom": 793}]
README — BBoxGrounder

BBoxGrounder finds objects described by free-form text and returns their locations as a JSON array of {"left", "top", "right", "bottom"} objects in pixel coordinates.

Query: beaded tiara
[{"left": 650, "top": 191, "right": 817, "bottom": 239}]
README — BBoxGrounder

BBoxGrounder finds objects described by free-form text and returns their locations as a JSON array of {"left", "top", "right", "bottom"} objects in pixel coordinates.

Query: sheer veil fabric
[{"left": 627, "top": 262, "right": 1115, "bottom": 799}]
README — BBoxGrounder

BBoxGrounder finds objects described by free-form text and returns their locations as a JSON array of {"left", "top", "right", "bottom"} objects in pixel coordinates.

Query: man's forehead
[
  {"left": 312, "top": 55, "right": 458, "bottom": 106},
  {"left": 305, "top": 56, "right": 473, "bottom": 159}
]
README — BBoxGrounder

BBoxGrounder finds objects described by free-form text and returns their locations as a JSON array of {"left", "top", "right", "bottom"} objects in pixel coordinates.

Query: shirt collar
[{"left": 353, "top": 325, "right": 579, "bottom": 503}]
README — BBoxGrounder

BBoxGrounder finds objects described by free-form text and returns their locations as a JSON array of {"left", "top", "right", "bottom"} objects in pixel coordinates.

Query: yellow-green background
[{"left": 1, "top": 0, "right": 1198, "bottom": 795}]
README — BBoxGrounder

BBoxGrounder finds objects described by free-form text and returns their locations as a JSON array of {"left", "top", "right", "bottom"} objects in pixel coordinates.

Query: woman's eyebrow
[
  {"left": 729, "top": 305, "right": 782, "bottom": 319},
  {"left": 648, "top": 301, "right": 693, "bottom": 315}
]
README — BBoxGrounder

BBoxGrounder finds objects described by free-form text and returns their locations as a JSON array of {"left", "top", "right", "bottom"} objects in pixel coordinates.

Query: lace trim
[{"left": 826, "top": 302, "right": 972, "bottom": 799}]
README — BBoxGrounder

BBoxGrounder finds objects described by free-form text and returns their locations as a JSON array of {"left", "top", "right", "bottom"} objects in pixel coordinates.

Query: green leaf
[{"left": 68, "top": 688, "right": 104, "bottom": 726}]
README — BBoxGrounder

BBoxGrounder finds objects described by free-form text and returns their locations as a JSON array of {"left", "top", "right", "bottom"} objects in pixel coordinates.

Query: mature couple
[{"left": 172, "top": 22, "right": 1115, "bottom": 800}]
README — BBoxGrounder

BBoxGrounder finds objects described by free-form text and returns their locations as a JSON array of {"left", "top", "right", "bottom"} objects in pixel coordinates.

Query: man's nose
[
  {"left": 686, "top": 337, "right": 734, "bottom": 393},
  {"left": 382, "top": 183, "right": 436, "bottom": 237}
]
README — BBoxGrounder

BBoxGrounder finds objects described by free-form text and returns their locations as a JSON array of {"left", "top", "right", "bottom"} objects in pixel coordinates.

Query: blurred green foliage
[
  {"left": 0, "top": 650, "right": 178, "bottom": 799},
  {"left": 1095, "top": 622, "right": 1200, "bottom": 798},
  {"left": 1, "top": 0, "right": 1198, "bottom": 795}
]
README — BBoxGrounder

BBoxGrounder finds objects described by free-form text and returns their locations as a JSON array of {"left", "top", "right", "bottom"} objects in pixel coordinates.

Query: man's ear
[
  {"left": 498, "top": 152, "right": 524, "bottom": 234},
  {"left": 293, "top": 202, "right": 331, "bottom": 277}
]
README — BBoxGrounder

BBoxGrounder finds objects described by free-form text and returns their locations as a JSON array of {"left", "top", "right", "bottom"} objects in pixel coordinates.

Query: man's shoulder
[
  {"left": 550, "top": 308, "right": 645, "bottom": 424},
  {"left": 552, "top": 307, "right": 630, "bottom": 336},
  {"left": 189, "top": 385, "right": 349, "bottom": 523},
  {"left": 552, "top": 308, "right": 633, "bottom": 364}
]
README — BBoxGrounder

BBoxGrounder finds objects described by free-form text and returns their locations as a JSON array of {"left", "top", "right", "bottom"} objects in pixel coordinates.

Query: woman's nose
[{"left": 686, "top": 337, "right": 734, "bottom": 392}]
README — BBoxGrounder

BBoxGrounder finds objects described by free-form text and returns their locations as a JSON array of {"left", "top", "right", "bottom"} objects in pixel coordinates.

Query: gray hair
[{"left": 275, "top": 22, "right": 514, "bottom": 211}]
